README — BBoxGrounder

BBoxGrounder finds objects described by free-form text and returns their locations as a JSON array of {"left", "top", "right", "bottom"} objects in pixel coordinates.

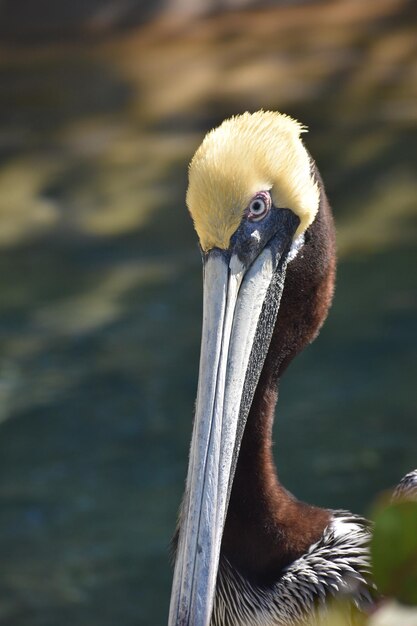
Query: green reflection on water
[{"left": 0, "top": 3, "right": 416, "bottom": 625}]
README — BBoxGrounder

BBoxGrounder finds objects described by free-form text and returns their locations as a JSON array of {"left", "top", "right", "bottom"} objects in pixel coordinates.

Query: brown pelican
[{"left": 168, "top": 111, "right": 416, "bottom": 626}]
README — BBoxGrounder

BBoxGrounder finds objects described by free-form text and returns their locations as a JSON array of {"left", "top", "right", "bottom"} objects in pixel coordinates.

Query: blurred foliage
[
  {"left": 305, "top": 597, "right": 417, "bottom": 626},
  {"left": 368, "top": 601, "right": 417, "bottom": 626},
  {"left": 372, "top": 501, "right": 417, "bottom": 606}
]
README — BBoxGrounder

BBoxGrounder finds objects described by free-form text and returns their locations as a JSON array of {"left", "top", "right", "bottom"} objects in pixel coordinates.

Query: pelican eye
[{"left": 247, "top": 192, "right": 271, "bottom": 221}]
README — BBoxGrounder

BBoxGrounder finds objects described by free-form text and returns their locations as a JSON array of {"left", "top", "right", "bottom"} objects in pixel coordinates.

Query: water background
[{"left": 0, "top": 2, "right": 416, "bottom": 624}]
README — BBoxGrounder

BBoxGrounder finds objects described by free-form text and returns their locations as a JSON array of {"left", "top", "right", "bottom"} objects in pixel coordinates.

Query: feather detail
[{"left": 212, "top": 512, "right": 373, "bottom": 626}]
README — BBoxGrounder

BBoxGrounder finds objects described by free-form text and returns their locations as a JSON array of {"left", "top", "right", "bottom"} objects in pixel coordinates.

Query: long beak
[{"left": 169, "top": 235, "right": 291, "bottom": 626}]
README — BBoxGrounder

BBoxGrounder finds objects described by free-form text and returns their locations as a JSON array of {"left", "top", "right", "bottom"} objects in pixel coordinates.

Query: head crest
[{"left": 186, "top": 111, "right": 320, "bottom": 251}]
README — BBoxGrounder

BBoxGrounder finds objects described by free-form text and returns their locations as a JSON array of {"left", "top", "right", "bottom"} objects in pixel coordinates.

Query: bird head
[
  {"left": 187, "top": 110, "right": 319, "bottom": 250},
  {"left": 169, "top": 111, "right": 334, "bottom": 626}
]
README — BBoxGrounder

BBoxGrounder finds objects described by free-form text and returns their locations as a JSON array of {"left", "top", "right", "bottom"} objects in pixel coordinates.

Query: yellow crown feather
[{"left": 186, "top": 111, "right": 320, "bottom": 251}]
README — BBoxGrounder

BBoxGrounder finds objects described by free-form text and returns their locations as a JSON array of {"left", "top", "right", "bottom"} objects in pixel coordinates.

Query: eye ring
[{"left": 247, "top": 192, "right": 271, "bottom": 221}]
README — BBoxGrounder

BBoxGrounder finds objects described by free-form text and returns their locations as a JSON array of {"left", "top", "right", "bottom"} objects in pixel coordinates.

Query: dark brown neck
[
  {"left": 221, "top": 377, "right": 330, "bottom": 587},
  {"left": 221, "top": 165, "right": 336, "bottom": 587}
]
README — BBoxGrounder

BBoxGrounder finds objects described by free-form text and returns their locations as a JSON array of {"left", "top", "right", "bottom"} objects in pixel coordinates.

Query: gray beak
[{"left": 169, "top": 212, "right": 298, "bottom": 626}]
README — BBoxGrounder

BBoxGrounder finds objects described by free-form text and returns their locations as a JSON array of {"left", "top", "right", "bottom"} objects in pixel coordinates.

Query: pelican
[{"left": 168, "top": 111, "right": 416, "bottom": 626}]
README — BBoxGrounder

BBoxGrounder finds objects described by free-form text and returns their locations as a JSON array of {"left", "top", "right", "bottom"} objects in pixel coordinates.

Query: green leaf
[{"left": 371, "top": 501, "right": 417, "bottom": 605}]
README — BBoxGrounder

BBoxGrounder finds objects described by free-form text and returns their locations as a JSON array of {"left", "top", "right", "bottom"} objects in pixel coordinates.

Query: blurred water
[{"left": 0, "top": 2, "right": 416, "bottom": 625}]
